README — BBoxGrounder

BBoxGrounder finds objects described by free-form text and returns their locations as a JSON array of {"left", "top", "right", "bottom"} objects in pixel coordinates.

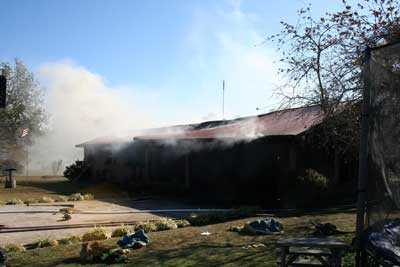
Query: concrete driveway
[{"left": 0, "top": 198, "right": 194, "bottom": 245}]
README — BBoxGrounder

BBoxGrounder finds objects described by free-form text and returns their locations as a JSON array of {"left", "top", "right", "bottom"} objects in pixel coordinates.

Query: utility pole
[
  {"left": 0, "top": 69, "right": 6, "bottom": 109},
  {"left": 222, "top": 80, "right": 225, "bottom": 120}
]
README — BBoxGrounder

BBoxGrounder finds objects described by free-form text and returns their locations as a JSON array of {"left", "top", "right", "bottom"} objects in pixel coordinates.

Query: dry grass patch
[
  {"left": 82, "top": 227, "right": 110, "bottom": 242},
  {"left": 111, "top": 225, "right": 133, "bottom": 237},
  {"left": 58, "top": 235, "right": 82, "bottom": 245},
  {"left": 5, "top": 198, "right": 24, "bottom": 205},
  {"left": 4, "top": 244, "right": 25, "bottom": 253}
]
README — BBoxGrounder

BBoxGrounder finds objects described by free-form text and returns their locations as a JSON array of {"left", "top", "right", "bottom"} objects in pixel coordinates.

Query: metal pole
[
  {"left": 355, "top": 47, "right": 371, "bottom": 267},
  {"left": 222, "top": 80, "right": 225, "bottom": 120}
]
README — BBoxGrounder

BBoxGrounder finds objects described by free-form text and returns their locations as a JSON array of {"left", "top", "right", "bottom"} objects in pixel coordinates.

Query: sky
[{"left": 0, "top": 0, "right": 345, "bottom": 170}]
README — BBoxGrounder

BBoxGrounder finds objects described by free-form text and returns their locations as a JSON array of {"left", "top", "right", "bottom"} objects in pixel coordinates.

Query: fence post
[{"left": 355, "top": 46, "right": 371, "bottom": 267}]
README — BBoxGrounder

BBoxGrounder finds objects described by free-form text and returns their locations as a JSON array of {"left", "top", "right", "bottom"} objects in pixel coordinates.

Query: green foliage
[
  {"left": 297, "top": 169, "right": 328, "bottom": 190},
  {"left": 287, "top": 168, "right": 329, "bottom": 207},
  {"left": 0, "top": 60, "right": 47, "bottom": 166},
  {"left": 63, "top": 161, "right": 89, "bottom": 181}
]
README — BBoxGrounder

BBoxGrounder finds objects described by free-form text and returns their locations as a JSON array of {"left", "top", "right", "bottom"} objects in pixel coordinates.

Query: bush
[
  {"left": 297, "top": 169, "right": 329, "bottom": 190},
  {"left": 111, "top": 225, "right": 132, "bottom": 237},
  {"left": 38, "top": 196, "right": 54, "bottom": 203},
  {"left": 287, "top": 168, "right": 329, "bottom": 207},
  {"left": 175, "top": 219, "right": 191, "bottom": 228},
  {"left": 80, "top": 241, "right": 114, "bottom": 263},
  {"left": 68, "top": 193, "right": 85, "bottom": 201},
  {"left": 58, "top": 235, "right": 81, "bottom": 245},
  {"left": 23, "top": 199, "right": 39, "bottom": 205},
  {"left": 54, "top": 195, "right": 69, "bottom": 202},
  {"left": 59, "top": 207, "right": 75, "bottom": 214},
  {"left": 4, "top": 244, "right": 25, "bottom": 253},
  {"left": 82, "top": 227, "right": 110, "bottom": 242},
  {"left": 135, "top": 221, "right": 158, "bottom": 233},
  {"left": 64, "top": 160, "right": 90, "bottom": 181},
  {"left": 5, "top": 199, "right": 23, "bottom": 205},
  {"left": 82, "top": 193, "right": 94, "bottom": 200},
  {"left": 155, "top": 219, "right": 178, "bottom": 231},
  {"left": 35, "top": 239, "right": 58, "bottom": 248}
]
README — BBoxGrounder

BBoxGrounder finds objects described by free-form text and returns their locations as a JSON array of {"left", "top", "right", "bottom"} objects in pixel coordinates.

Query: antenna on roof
[{"left": 222, "top": 80, "right": 225, "bottom": 120}]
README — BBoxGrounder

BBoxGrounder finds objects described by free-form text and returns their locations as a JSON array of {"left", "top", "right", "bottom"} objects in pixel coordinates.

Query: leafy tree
[
  {"left": 0, "top": 59, "right": 47, "bottom": 168},
  {"left": 270, "top": 0, "right": 400, "bottom": 154}
]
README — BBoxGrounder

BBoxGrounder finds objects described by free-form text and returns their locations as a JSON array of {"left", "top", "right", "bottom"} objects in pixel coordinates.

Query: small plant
[
  {"left": 58, "top": 235, "right": 81, "bottom": 245},
  {"left": 82, "top": 227, "right": 110, "bottom": 242},
  {"left": 4, "top": 244, "right": 25, "bottom": 253},
  {"left": 35, "top": 239, "right": 59, "bottom": 248},
  {"left": 62, "top": 213, "right": 72, "bottom": 221},
  {"left": 59, "top": 207, "right": 76, "bottom": 214},
  {"left": 155, "top": 219, "right": 178, "bottom": 231},
  {"left": 82, "top": 193, "right": 94, "bottom": 200},
  {"left": 38, "top": 196, "right": 54, "bottom": 203},
  {"left": 68, "top": 193, "right": 85, "bottom": 201},
  {"left": 175, "top": 219, "right": 191, "bottom": 228},
  {"left": 111, "top": 225, "right": 132, "bottom": 237},
  {"left": 23, "top": 199, "right": 39, "bottom": 205},
  {"left": 64, "top": 160, "right": 90, "bottom": 181},
  {"left": 80, "top": 241, "right": 114, "bottom": 263},
  {"left": 5, "top": 198, "right": 24, "bottom": 205},
  {"left": 135, "top": 221, "right": 157, "bottom": 233},
  {"left": 54, "top": 195, "right": 69, "bottom": 202}
]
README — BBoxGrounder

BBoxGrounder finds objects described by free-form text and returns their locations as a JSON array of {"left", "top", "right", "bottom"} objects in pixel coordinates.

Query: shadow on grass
[{"left": 57, "top": 242, "right": 277, "bottom": 267}]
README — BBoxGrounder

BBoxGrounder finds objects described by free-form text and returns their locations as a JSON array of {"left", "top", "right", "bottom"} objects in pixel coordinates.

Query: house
[{"left": 76, "top": 105, "right": 357, "bottom": 207}]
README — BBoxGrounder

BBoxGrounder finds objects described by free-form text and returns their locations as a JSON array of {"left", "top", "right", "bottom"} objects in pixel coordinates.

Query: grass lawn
[
  {"left": 0, "top": 176, "right": 129, "bottom": 202},
  {"left": 6, "top": 210, "right": 357, "bottom": 267}
]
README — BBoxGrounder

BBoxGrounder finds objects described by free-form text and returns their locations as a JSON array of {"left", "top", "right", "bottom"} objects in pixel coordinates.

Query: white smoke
[{"left": 29, "top": 61, "right": 152, "bottom": 175}]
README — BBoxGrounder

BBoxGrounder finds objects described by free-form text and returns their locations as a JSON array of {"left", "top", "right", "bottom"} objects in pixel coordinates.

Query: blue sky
[{"left": 0, "top": 0, "right": 342, "bottom": 127}]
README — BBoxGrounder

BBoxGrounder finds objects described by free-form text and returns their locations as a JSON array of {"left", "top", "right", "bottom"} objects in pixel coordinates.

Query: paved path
[{"left": 0, "top": 199, "right": 193, "bottom": 245}]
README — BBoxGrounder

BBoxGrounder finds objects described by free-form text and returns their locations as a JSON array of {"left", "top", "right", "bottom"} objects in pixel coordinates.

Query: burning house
[{"left": 76, "top": 105, "right": 357, "bottom": 207}]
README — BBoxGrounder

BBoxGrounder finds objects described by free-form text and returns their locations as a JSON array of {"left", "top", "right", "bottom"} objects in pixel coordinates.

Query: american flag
[{"left": 20, "top": 128, "right": 29, "bottom": 138}]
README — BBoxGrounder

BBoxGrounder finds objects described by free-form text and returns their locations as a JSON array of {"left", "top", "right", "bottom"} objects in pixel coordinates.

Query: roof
[
  {"left": 136, "top": 105, "right": 324, "bottom": 140},
  {"left": 76, "top": 105, "right": 324, "bottom": 147}
]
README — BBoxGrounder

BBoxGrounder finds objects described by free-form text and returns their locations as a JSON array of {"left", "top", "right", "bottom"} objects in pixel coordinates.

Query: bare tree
[{"left": 270, "top": 0, "right": 400, "bottom": 154}]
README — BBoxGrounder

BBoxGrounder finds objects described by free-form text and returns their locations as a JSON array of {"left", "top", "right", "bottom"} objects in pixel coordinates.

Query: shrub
[
  {"left": 297, "top": 169, "right": 329, "bottom": 189},
  {"left": 38, "top": 196, "right": 54, "bottom": 203},
  {"left": 80, "top": 241, "right": 113, "bottom": 263},
  {"left": 111, "top": 225, "right": 132, "bottom": 237},
  {"left": 23, "top": 199, "right": 39, "bottom": 205},
  {"left": 59, "top": 207, "right": 75, "bottom": 214},
  {"left": 82, "top": 193, "right": 94, "bottom": 200},
  {"left": 62, "top": 213, "right": 72, "bottom": 221},
  {"left": 4, "top": 244, "right": 25, "bottom": 253},
  {"left": 64, "top": 160, "right": 90, "bottom": 181},
  {"left": 175, "top": 219, "right": 191, "bottom": 228},
  {"left": 54, "top": 196, "right": 69, "bottom": 202},
  {"left": 287, "top": 168, "right": 329, "bottom": 207},
  {"left": 155, "top": 219, "right": 178, "bottom": 231},
  {"left": 135, "top": 221, "right": 157, "bottom": 233},
  {"left": 35, "top": 239, "right": 58, "bottom": 248},
  {"left": 58, "top": 235, "right": 81, "bottom": 245},
  {"left": 82, "top": 227, "right": 110, "bottom": 242},
  {"left": 68, "top": 193, "right": 85, "bottom": 201},
  {"left": 5, "top": 199, "right": 23, "bottom": 205}
]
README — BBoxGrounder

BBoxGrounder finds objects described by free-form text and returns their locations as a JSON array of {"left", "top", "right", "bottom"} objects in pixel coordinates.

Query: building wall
[{"left": 82, "top": 135, "right": 353, "bottom": 207}]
